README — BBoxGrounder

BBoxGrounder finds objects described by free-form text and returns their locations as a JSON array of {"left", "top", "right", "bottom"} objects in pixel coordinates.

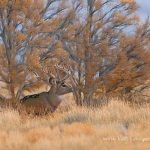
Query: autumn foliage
[{"left": 0, "top": 0, "right": 149, "bottom": 107}]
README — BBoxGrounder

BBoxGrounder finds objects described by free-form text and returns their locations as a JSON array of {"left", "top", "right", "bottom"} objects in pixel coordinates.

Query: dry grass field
[{"left": 0, "top": 94, "right": 150, "bottom": 150}]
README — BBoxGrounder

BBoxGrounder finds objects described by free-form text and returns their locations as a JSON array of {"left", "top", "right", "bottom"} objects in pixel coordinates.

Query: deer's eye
[{"left": 62, "top": 84, "right": 66, "bottom": 87}]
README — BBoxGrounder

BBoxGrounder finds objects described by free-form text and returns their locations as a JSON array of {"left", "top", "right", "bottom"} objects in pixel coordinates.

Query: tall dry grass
[{"left": 0, "top": 96, "right": 150, "bottom": 150}]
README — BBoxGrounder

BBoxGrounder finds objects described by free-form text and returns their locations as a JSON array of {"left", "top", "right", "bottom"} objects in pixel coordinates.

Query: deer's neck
[
  {"left": 48, "top": 85, "right": 57, "bottom": 95},
  {"left": 59, "top": 89, "right": 72, "bottom": 95},
  {"left": 47, "top": 86, "right": 62, "bottom": 109}
]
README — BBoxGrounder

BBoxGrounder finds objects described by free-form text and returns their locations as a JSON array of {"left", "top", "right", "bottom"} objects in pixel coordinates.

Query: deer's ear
[{"left": 49, "top": 77, "right": 54, "bottom": 84}]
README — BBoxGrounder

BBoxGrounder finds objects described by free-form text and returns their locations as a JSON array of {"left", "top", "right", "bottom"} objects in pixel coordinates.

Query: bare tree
[
  {"left": 0, "top": 0, "right": 72, "bottom": 106},
  {"left": 61, "top": 0, "right": 149, "bottom": 106}
]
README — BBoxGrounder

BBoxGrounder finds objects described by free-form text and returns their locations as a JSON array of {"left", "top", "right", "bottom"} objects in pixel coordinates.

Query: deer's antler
[{"left": 55, "top": 64, "right": 71, "bottom": 82}]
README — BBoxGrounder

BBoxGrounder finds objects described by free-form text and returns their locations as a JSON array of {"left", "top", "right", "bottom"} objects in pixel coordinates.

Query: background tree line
[{"left": 0, "top": 0, "right": 149, "bottom": 107}]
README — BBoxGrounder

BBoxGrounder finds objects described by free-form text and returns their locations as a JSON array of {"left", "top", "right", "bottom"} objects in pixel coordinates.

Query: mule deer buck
[{"left": 20, "top": 65, "right": 73, "bottom": 114}]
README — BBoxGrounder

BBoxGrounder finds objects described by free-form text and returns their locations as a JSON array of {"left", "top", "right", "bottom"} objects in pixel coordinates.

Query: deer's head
[{"left": 48, "top": 65, "right": 73, "bottom": 95}]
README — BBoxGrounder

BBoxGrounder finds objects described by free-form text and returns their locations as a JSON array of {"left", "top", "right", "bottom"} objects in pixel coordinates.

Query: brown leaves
[
  {"left": 120, "top": 0, "right": 135, "bottom": 4},
  {"left": 27, "top": 52, "right": 41, "bottom": 71},
  {"left": 16, "top": 32, "right": 27, "bottom": 42},
  {"left": 0, "top": 0, "right": 8, "bottom": 8}
]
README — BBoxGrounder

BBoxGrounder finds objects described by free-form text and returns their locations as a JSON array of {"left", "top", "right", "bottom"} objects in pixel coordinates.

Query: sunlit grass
[{"left": 0, "top": 97, "right": 150, "bottom": 150}]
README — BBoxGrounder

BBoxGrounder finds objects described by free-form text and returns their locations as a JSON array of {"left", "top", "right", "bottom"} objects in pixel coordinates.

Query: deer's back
[{"left": 20, "top": 92, "right": 54, "bottom": 114}]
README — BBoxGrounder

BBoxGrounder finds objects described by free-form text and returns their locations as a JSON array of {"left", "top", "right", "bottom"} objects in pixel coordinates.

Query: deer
[{"left": 19, "top": 65, "right": 74, "bottom": 115}]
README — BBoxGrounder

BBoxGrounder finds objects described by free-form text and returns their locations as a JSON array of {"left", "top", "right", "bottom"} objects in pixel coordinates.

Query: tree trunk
[
  {"left": 74, "top": 90, "right": 83, "bottom": 106},
  {"left": 8, "top": 65, "right": 20, "bottom": 108}
]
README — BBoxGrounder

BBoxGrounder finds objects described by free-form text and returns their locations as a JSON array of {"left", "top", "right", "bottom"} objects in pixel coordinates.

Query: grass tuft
[{"left": 0, "top": 97, "right": 150, "bottom": 150}]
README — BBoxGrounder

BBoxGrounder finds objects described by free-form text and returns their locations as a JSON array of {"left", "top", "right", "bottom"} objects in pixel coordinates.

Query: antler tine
[
  {"left": 27, "top": 67, "right": 50, "bottom": 84},
  {"left": 54, "top": 65, "right": 61, "bottom": 81},
  {"left": 47, "top": 69, "right": 55, "bottom": 79},
  {"left": 32, "top": 71, "right": 41, "bottom": 80},
  {"left": 27, "top": 67, "right": 41, "bottom": 81},
  {"left": 62, "top": 72, "right": 70, "bottom": 82},
  {"left": 55, "top": 64, "right": 68, "bottom": 72},
  {"left": 69, "top": 67, "right": 78, "bottom": 86},
  {"left": 55, "top": 64, "right": 71, "bottom": 82}
]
